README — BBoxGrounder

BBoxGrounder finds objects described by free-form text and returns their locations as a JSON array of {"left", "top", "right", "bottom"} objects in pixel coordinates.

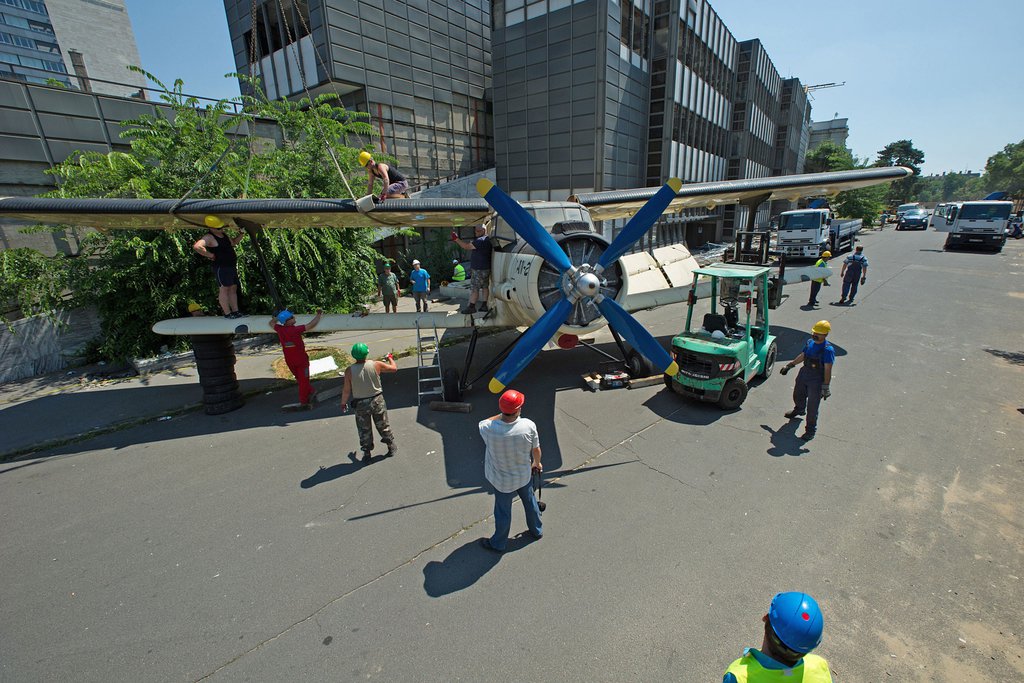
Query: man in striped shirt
[{"left": 478, "top": 390, "right": 543, "bottom": 552}]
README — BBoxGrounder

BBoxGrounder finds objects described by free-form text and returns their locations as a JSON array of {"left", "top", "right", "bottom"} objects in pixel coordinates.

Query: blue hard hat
[
  {"left": 768, "top": 592, "right": 823, "bottom": 654},
  {"left": 276, "top": 310, "right": 294, "bottom": 324}
]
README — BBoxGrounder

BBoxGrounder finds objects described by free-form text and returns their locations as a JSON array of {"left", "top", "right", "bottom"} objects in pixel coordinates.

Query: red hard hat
[{"left": 498, "top": 389, "right": 525, "bottom": 414}]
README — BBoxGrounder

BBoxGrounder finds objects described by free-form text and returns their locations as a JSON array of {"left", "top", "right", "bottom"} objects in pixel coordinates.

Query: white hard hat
[
  {"left": 412, "top": 259, "right": 420, "bottom": 265},
  {"left": 452, "top": 258, "right": 459, "bottom": 264}
]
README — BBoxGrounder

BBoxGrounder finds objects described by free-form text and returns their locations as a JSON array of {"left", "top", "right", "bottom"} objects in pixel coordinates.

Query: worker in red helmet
[
  {"left": 477, "top": 389, "right": 543, "bottom": 552},
  {"left": 722, "top": 591, "right": 832, "bottom": 682}
]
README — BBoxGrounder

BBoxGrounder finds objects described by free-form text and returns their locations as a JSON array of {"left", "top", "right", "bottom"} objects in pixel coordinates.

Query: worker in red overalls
[{"left": 270, "top": 308, "right": 323, "bottom": 406}]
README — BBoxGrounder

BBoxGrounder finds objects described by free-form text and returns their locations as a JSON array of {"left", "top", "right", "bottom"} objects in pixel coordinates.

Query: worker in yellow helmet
[
  {"left": 359, "top": 151, "right": 409, "bottom": 201},
  {"left": 807, "top": 250, "right": 831, "bottom": 308},
  {"left": 192, "top": 215, "right": 246, "bottom": 319},
  {"left": 779, "top": 320, "right": 834, "bottom": 441}
]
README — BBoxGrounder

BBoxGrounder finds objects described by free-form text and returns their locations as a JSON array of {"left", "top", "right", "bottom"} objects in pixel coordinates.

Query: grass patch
[{"left": 271, "top": 346, "right": 352, "bottom": 379}]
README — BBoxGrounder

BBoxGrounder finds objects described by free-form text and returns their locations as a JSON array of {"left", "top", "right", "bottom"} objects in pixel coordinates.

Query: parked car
[{"left": 897, "top": 208, "right": 930, "bottom": 230}]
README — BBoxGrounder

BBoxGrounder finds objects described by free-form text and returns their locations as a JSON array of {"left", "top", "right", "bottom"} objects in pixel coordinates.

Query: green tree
[
  {"left": 874, "top": 139, "right": 925, "bottom": 204},
  {"left": 982, "top": 140, "right": 1024, "bottom": 201},
  {"left": 17, "top": 72, "right": 383, "bottom": 360},
  {"left": 802, "top": 142, "right": 885, "bottom": 225}
]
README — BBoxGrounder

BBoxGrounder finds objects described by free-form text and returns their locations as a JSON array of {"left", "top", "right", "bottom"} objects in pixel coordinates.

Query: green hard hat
[{"left": 351, "top": 342, "right": 369, "bottom": 360}]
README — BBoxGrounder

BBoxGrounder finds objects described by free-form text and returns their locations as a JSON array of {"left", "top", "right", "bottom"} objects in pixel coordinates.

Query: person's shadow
[
  {"left": 300, "top": 451, "right": 363, "bottom": 488},
  {"left": 760, "top": 422, "right": 810, "bottom": 458},
  {"left": 422, "top": 532, "right": 540, "bottom": 597}
]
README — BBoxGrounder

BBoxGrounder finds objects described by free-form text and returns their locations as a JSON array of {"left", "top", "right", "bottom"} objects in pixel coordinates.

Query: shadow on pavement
[
  {"left": 760, "top": 422, "right": 810, "bottom": 458},
  {"left": 422, "top": 532, "right": 541, "bottom": 597},
  {"left": 772, "top": 325, "right": 848, "bottom": 360},
  {"left": 300, "top": 451, "right": 363, "bottom": 488},
  {"left": 984, "top": 348, "right": 1024, "bottom": 366}
]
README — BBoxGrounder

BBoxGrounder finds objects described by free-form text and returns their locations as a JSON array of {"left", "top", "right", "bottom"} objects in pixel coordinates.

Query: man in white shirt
[{"left": 478, "top": 390, "right": 543, "bottom": 552}]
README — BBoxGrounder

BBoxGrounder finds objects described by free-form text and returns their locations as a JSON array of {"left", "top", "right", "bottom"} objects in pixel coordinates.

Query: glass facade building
[
  {"left": 0, "top": 0, "right": 70, "bottom": 87},
  {"left": 224, "top": 0, "right": 494, "bottom": 191}
]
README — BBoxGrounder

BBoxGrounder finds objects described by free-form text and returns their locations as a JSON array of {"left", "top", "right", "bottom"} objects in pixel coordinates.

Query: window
[
  {"left": 620, "top": 1, "right": 650, "bottom": 64},
  {"left": 0, "top": 0, "right": 47, "bottom": 15},
  {"left": 0, "top": 30, "right": 32, "bottom": 48},
  {"left": 242, "top": 0, "right": 311, "bottom": 61}
]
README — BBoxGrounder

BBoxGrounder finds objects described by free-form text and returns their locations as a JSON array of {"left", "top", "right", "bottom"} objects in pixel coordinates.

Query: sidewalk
[{"left": 0, "top": 292, "right": 474, "bottom": 461}]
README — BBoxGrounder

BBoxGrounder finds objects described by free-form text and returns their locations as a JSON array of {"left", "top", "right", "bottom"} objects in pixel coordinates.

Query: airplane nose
[{"left": 577, "top": 272, "right": 600, "bottom": 298}]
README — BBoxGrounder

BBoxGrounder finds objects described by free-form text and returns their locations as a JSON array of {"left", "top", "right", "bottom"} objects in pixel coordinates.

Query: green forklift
[{"left": 664, "top": 263, "right": 777, "bottom": 409}]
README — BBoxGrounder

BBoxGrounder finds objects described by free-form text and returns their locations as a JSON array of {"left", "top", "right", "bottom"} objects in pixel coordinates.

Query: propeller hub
[{"left": 577, "top": 272, "right": 600, "bottom": 298}]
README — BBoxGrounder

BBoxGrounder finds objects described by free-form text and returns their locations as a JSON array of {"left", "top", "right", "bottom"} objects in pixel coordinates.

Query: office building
[
  {"left": 0, "top": 0, "right": 145, "bottom": 97},
  {"left": 223, "top": 0, "right": 494, "bottom": 191},
  {"left": 808, "top": 117, "right": 849, "bottom": 151}
]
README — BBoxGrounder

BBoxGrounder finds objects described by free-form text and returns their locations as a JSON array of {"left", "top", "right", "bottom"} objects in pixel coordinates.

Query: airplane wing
[
  {"left": 0, "top": 196, "right": 492, "bottom": 231},
  {"left": 0, "top": 167, "right": 910, "bottom": 230},
  {"left": 151, "top": 311, "right": 503, "bottom": 336},
  {"left": 572, "top": 166, "right": 913, "bottom": 222}
]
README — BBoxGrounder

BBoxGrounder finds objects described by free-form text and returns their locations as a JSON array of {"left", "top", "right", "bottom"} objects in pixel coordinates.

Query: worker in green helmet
[{"left": 341, "top": 342, "right": 398, "bottom": 464}]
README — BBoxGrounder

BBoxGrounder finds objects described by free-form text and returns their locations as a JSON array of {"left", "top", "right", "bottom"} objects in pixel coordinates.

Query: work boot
[
  {"left": 361, "top": 449, "right": 373, "bottom": 465},
  {"left": 837, "top": 298, "right": 846, "bottom": 304},
  {"left": 462, "top": 303, "right": 476, "bottom": 314},
  {"left": 799, "top": 428, "right": 816, "bottom": 441},
  {"left": 784, "top": 409, "right": 804, "bottom": 419},
  {"left": 385, "top": 441, "right": 397, "bottom": 458},
  {"left": 478, "top": 302, "right": 488, "bottom": 313}
]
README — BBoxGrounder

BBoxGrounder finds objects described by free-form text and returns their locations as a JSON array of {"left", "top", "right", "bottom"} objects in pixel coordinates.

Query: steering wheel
[{"left": 719, "top": 297, "right": 739, "bottom": 308}]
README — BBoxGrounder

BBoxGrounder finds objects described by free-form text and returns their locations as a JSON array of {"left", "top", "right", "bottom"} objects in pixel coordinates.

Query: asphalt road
[{"left": 2, "top": 229, "right": 1022, "bottom": 682}]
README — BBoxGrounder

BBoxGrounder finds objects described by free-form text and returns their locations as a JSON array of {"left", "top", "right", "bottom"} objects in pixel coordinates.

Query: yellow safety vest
[
  {"left": 813, "top": 259, "right": 829, "bottom": 284},
  {"left": 724, "top": 652, "right": 832, "bottom": 683},
  {"left": 452, "top": 263, "right": 467, "bottom": 281}
]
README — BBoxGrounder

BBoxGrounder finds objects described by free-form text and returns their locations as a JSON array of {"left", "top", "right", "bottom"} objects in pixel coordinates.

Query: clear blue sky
[{"left": 126, "top": 0, "right": 1024, "bottom": 176}]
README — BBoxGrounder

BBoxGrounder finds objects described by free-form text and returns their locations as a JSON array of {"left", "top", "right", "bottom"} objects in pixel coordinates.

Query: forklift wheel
[
  {"left": 717, "top": 378, "right": 748, "bottom": 410},
  {"left": 759, "top": 341, "right": 778, "bottom": 379}
]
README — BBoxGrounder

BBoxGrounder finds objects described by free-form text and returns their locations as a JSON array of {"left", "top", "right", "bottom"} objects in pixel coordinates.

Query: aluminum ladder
[{"left": 415, "top": 317, "right": 444, "bottom": 404}]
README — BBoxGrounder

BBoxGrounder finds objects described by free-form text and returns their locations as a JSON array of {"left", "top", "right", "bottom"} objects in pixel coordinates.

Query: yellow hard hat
[
  {"left": 358, "top": 151, "right": 373, "bottom": 167},
  {"left": 821, "top": 251, "right": 832, "bottom": 258},
  {"left": 204, "top": 215, "right": 225, "bottom": 229},
  {"left": 187, "top": 302, "right": 202, "bottom": 313},
  {"left": 811, "top": 320, "right": 831, "bottom": 335}
]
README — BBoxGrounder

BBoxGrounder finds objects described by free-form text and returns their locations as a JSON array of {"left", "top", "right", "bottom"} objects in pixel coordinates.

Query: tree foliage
[
  {"left": 17, "top": 71, "right": 384, "bottom": 360},
  {"left": 874, "top": 139, "right": 925, "bottom": 204},
  {"left": 982, "top": 139, "right": 1024, "bottom": 200},
  {"left": 803, "top": 142, "right": 885, "bottom": 224}
]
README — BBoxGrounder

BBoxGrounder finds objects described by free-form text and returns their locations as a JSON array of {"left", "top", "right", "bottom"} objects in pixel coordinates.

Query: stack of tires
[{"left": 190, "top": 335, "right": 245, "bottom": 415}]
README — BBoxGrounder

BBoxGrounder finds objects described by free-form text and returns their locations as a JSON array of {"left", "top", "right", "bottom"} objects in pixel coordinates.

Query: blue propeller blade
[
  {"left": 597, "top": 178, "right": 682, "bottom": 269},
  {"left": 488, "top": 297, "right": 573, "bottom": 394},
  {"left": 477, "top": 179, "right": 572, "bottom": 273},
  {"left": 596, "top": 296, "right": 678, "bottom": 377}
]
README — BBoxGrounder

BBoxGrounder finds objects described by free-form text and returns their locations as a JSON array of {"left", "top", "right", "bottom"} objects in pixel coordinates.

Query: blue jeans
[{"left": 490, "top": 481, "right": 543, "bottom": 550}]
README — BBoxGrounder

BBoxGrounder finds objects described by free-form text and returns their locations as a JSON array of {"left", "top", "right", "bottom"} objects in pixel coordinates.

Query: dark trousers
[
  {"left": 793, "top": 367, "right": 824, "bottom": 430},
  {"left": 808, "top": 280, "right": 822, "bottom": 304},
  {"left": 841, "top": 275, "right": 860, "bottom": 301}
]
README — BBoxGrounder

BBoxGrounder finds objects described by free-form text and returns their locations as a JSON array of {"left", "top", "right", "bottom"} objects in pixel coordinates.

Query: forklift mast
[{"left": 726, "top": 230, "right": 785, "bottom": 309}]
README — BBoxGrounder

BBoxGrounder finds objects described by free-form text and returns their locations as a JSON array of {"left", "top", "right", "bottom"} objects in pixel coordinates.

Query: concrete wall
[
  {"left": 45, "top": 0, "right": 148, "bottom": 98},
  {"left": 0, "top": 306, "right": 101, "bottom": 384}
]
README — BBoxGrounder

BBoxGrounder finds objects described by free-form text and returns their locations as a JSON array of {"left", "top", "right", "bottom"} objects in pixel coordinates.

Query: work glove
[
  {"left": 341, "top": 403, "right": 350, "bottom": 414},
  {"left": 823, "top": 281, "right": 830, "bottom": 286},
  {"left": 821, "top": 384, "right": 831, "bottom": 400},
  {"left": 450, "top": 231, "right": 459, "bottom": 241},
  {"left": 780, "top": 365, "right": 791, "bottom": 376}
]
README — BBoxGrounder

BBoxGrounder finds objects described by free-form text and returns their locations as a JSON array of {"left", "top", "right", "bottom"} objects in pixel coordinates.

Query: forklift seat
[{"left": 703, "top": 313, "right": 729, "bottom": 334}]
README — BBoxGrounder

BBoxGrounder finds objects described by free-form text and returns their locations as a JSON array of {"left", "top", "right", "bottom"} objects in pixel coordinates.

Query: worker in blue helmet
[{"left": 722, "top": 592, "right": 832, "bottom": 682}]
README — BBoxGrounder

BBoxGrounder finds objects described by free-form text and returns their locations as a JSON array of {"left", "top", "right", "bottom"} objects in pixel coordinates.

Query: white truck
[
  {"left": 933, "top": 200, "right": 1012, "bottom": 252},
  {"left": 776, "top": 208, "right": 861, "bottom": 259}
]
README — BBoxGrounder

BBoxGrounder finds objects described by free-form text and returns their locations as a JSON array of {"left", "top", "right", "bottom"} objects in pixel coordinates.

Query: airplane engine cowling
[{"left": 498, "top": 231, "right": 625, "bottom": 336}]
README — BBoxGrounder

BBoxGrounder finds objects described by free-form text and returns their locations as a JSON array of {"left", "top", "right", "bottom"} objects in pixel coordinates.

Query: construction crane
[{"left": 803, "top": 81, "right": 846, "bottom": 100}]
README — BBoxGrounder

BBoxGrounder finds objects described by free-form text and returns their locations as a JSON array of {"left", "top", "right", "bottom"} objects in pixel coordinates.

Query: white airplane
[{"left": 0, "top": 166, "right": 911, "bottom": 396}]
